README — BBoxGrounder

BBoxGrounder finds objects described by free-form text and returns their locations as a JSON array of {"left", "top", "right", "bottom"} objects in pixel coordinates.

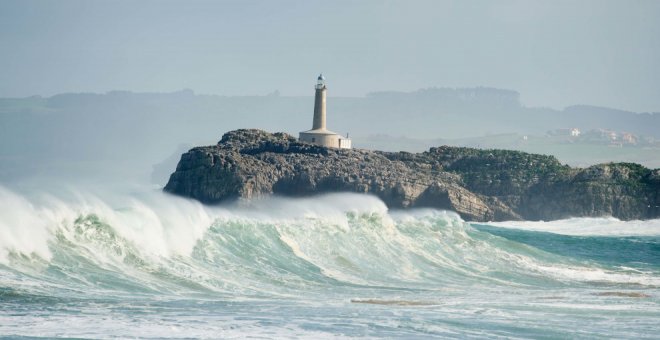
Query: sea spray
[
  {"left": 1, "top": 186, "right": 659, "bottom": 338},
  {"left": 0, "top": 186, "right": 54, "bottom": 263}
]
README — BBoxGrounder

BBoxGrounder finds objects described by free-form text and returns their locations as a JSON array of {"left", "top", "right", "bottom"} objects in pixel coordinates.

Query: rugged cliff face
[{"left": 164, "top": 129, "right": 660, "bottom": 222}]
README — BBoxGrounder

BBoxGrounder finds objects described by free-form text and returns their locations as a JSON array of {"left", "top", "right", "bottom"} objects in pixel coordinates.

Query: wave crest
[{"left": 1, "top": 186, "right": 658, "bottom": 297}]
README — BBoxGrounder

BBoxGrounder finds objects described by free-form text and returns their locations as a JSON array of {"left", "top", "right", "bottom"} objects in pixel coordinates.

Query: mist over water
[{"left": 1, "top": 185, "right": 659, "bottom": 338}]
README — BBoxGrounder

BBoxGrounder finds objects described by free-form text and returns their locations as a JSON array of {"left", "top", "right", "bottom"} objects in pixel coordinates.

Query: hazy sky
[{"left": 1, "top": 0, "right": 659, "bottom": 112}]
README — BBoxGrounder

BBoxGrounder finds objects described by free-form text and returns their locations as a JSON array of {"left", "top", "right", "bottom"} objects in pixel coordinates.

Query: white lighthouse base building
[
  {"left": 299, "top": 129, "right": 352, "bottom": 149},
  {"left": 299, "top": 74, "right": 352, "bottom": 149}
]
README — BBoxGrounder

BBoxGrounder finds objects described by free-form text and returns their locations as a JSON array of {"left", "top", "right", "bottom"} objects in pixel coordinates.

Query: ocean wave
[
  {"left": 484, "top": 217, "right": 660, "bottom": 236},
  {"left": 1, "top": 186, "right": 658, "bottom": 300}
]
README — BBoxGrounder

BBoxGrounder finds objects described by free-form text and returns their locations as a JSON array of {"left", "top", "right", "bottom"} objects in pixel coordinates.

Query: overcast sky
[{"left": 1, "top": 0, "right": 659, "bottom": 112}]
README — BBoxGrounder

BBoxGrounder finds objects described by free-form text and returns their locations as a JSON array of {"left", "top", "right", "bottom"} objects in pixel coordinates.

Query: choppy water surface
[{"left": 1, "top": 186, "right": 659, "bottom": 338}]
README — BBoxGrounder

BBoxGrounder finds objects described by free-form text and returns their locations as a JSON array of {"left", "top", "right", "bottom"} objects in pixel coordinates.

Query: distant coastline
[{"left": 2, "top": 88, "right": 659, "bottom": 183}]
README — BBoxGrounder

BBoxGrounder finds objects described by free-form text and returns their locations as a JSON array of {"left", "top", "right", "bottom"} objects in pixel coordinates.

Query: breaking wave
[{"left": 2, "top": 185, "right": 659, "bottom": 302}]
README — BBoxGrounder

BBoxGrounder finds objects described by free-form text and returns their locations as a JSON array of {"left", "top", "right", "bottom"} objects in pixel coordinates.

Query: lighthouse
[{"left": 299, "top": 74, "right": 352, "bottom": 149}]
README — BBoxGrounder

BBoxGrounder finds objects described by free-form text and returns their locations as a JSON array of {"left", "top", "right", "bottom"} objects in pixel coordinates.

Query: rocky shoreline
[{"left": 164, "top": 129, "right": 660, "bottom": 222}]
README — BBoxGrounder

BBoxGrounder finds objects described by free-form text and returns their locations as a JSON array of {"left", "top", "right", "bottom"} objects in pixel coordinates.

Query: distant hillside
[{"left": 0, "top": 88, "right": 658, "bottom": 182}]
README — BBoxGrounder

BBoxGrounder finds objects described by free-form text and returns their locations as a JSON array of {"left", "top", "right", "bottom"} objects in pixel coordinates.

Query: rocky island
[{"left": 164, "top": 129, "right": 660, "bottom": 222}]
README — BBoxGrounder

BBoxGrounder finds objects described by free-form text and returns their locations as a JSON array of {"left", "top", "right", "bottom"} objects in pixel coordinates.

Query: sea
[{"left": 1, "top": 185, "right": 659, "bottom": 339}]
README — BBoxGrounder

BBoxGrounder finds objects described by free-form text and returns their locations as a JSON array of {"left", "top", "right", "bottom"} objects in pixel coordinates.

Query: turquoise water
[{"left": 1, "top": 187, "right": 659, "bottom": 338}]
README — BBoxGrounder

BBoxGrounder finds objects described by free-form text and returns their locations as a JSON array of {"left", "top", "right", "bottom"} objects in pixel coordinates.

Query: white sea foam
[
  {"left": 2, "top": 185, "right": 660, "bottom": 338},
  {"left": 0, "top": 185, "right": 217, "bottom": 264},
  {"left": 0, "top": 186, "right": 55, "bottom": 263},
  {"left": 1, "top": 185, "right": 658, "bottom": 292},
  {"left": 483, "top": 217, "right": 660, "bottom": 236}
]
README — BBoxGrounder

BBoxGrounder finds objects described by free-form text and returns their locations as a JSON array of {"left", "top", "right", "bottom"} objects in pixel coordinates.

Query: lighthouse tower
[{"left": 299, "top": 74, "right": 352, "bottom": 149}]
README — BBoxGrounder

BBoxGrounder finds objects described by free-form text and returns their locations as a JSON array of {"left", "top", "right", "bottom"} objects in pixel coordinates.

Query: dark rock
[{"left": 164, "top": 129, "right": 660, "bottom": 222}]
